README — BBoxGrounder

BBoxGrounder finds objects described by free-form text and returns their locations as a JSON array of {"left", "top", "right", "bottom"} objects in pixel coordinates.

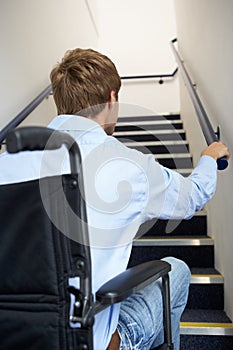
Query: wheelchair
[{"left": 0, "top": 127, "right": 173, "bottom": 350}]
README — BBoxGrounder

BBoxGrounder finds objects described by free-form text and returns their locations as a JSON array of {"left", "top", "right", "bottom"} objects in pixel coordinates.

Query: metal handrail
[
  {"left": 121, "top": 68, "right": 178, "bottom": 81},
  {"left": 0, "top": 68, "right": 178, "bottom": 148},
  {"left": 170, "top": 38, "right": 228, "bottom": 170},
  {"left": 0, "top": 84, "right": 52, "bottom": 146}
]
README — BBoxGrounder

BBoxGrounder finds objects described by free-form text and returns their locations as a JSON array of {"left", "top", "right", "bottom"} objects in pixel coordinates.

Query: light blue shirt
[{"left": 0, "top": 115, "right": 217, "bottom": 349}]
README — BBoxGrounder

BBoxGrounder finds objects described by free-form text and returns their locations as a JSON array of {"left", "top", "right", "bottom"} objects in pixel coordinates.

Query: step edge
[
  {"left": 190, "top": 274, "right": 224, "bottom": 284},
  {"left": 133, "top": 238, "right": 214, "bottom": 246},
  {"left": 113, "top": 129, "right": 186, "bottom": 136},
  {"left": 155, "top": 153, "right": 192, "bottom": 159},
  {"left": 118, "top": 113, "right": 180, "bottom": 119},
  {"left": 180, "top": 322, "right": 233, "bottom": 336},
  {"left": 123, "top": 140, "right": 189, "bottom": 146},
  {"left": 116, "top": 120, "right": 182, "bottom": 126}
]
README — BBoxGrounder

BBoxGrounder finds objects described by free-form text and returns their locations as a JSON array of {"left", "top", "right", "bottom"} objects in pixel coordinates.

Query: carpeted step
[
  {"left": 117, "top": 113, "right": 181, "bottom": 123},
  {"left": 155, "top": 153, "right": 193, "bottom": 169},
  {"left": 137, "top": 211, "right": 207, "bottom": 237},
  {"left": 130, "top": 237, "right": 224, "bottom": 310},
  {"left": 188, "top": 269, "right": 224, "bottom": 309},
  {"left": 180, "top": 309, "right": 233, "bottom": 349},
  {"left": 129, "top": 237, "right": 214, "bottom": 268},
  {"left": 114, "top": 113, "right": 187, "bottom": 150},
  {"left": 114, "top": 129, "right": 187, "bottom": 142},
  {"left": 182, "top": 309, "right": 232, "bottom": 323},
  {"left": 115, "top": 120, "right": 183, "bottom": 132},
  {"left": 180, "top": 334, "right": 233, "bottom": 350},
  {"left": 121, "top": 140, "right": 190, "bottom": 154}
]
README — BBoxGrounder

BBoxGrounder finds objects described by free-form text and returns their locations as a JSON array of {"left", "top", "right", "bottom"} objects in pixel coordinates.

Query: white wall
[
  {"left": 0, "top": 0, "right": 98, "bottom": 130},
  {"left": 0, "top": 0, "right": 178, "bottom": 129},
  {"left": 96, "top": 0, "right": 179, "bottom": 115},
  {"left": 174, "top": 0, "right": 233, "bottom": 320}
]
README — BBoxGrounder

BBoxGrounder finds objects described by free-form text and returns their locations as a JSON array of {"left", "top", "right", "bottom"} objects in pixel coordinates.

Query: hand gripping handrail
[{"left": 170, "top": 38, "right": 228, "bottom": 170}]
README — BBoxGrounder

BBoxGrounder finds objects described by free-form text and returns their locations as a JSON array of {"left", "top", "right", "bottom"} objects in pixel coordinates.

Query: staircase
[{"left": 113, "top": 113, "right": 233, "bottom": 349}]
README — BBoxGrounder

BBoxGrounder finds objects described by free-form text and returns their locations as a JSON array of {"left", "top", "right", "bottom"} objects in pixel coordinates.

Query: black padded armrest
[{"left": 95, "top": 260, "right": 171, "bottom": 313}]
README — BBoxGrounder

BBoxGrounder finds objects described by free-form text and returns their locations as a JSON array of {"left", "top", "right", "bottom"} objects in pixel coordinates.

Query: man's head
[{"left": 50, "top": 48, "right": 121, "bottom": 120}]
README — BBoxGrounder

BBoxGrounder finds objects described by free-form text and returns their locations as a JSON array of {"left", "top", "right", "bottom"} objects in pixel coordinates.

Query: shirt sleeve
[{"left": 143, "top": 154, "right": 217, "bottom": 221}]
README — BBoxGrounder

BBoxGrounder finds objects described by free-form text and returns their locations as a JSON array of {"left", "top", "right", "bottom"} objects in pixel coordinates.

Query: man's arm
[{"left": 143, "top": 142, "right": 230, "bottom": 222}]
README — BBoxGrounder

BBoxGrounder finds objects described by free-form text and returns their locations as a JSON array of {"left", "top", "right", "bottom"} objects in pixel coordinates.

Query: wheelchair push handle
[
  {"left": 6, "top": 126, "right": 82, "bottom": 175},
  {"left": 6, "top": 126, "right": 63, "bottom": 153}
]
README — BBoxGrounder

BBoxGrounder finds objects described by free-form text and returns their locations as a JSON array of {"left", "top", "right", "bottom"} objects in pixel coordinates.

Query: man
[{"left": 0, "top": 48, "right": 230, "bottom": 350}]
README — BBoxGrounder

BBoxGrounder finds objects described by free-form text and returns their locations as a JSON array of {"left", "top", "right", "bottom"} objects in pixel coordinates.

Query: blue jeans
[{"left": 117, "top": 257, "right": 191, "bottom": 350}]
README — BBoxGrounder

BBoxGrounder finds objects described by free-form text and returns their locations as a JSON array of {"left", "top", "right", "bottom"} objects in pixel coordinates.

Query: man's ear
[
  {"left": 109, "top": 90, "right": 116, "bottom": 103},
  {"left": 107, "top": 90, "right": 116, "bottom": 111}
]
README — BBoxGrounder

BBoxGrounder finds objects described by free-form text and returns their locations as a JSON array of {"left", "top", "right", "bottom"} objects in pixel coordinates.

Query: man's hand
[{"left": 201, "top": 142, "right": 230, "bottom": 161}]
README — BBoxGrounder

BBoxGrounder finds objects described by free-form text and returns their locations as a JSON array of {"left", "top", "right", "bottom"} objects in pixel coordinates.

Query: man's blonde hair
[{"left": 50, "top": 48, "right": 121, "bottom": 117}]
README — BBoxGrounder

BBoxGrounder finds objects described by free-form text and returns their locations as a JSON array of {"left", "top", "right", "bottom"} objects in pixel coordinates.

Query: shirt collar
[{"left": 48, "top": 115, "right": 106, "bottom": 135}]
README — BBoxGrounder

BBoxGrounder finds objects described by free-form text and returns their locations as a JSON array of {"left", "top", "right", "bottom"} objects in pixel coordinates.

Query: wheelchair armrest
[{"left": 95, "top": 260, "right": 171, "bottom": 313}]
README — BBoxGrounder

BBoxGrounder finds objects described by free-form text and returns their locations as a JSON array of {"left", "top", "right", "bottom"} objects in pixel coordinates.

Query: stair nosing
[
  {"left": 116, "top": 120, "right": 182, "bottom": 126},
  {"left": 155, "top": 153, "right": 191, "bottom": 159},
  {"left": 123, "top": 140, "right": 189, "bottom": 146},
  {"left": 190, "top": 274, "right": 224, "bottom": 284},
  {"left": 118, "top": 113, "right": 180, "bottom": 119},
  {"left": 180, "top": 322, "right": 233, "bottom": 336},
  {"left": 113, "top": 129, "right": 186, "bottom": 136},
  {"left": 133, "top": 237, "right": 214, "bottom": 246}
]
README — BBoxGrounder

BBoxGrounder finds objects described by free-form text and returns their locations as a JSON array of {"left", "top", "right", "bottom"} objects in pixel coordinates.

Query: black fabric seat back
[{"left": 0, "top": 174, "right": 92, "bottom": 350}]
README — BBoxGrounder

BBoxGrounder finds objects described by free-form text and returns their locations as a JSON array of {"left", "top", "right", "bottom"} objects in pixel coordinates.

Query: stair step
[
  {"left": 137, "top": 211, "right": 207, "bottom": 237},
  {"left": 181, "top": 309, "right": 233, "bottom": 332},
  {"left": 114, "top": 129, "right": 186, "bottom": 141},
  {"left": 190, "top": 272, "right": 223, "bottom": 284},
  {"left": 180, "top": 311, "right": 233, "bottom": 349},
  {"left": 123, "top": 140, "right": 190, "bottom": 154},
  {"left": 122, "top": 140, "right": 188, "bottom": 146},
  {"left": 155, "top": 153, "right": 193, "bottom": 169},
  {"left": 183, "top": 309, "right": 232, "bottom": 323},
  {"left": 155, "top": 153, "right": 191, "bottom": 159},
  {"left": 129, "top": 238, "right": 214, "bottom": 268},
  {"left": 133, "top": 237, "right": 214, "bottom": 246},
  {"left": 116, "top": 119, "right": 182, "bottom": 126},
  {"left": 191, "top": 267, "right": 221, "bottom": 274},
  {"left": 188, "top": 270, "right": 224, "bottom": 310},
  {"left": 117, "top": 113, "right": 181, "bottom": 122},
  {"left": 181, "top": 322, "right": 233, "bottom": 336},
  {"left": 115, "top": 120, "right": 183, "bottom": 132},
  {"left": 180, "top": 334, "right": 233, "bottom": 350}
]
